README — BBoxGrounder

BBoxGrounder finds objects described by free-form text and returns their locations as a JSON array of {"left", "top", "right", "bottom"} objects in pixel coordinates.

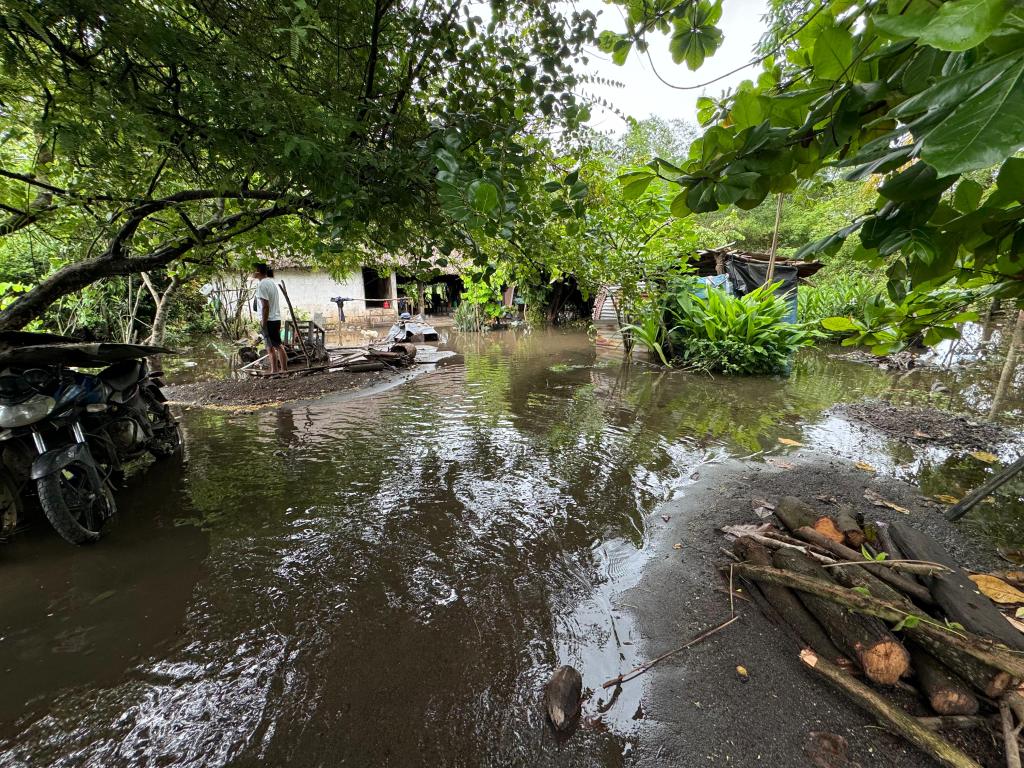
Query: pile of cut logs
[{"left": 724, "top": 496, "right": 1024, "bottom": 768}]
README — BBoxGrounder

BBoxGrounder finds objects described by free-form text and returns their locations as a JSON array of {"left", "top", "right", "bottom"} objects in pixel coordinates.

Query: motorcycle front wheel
[{"left": 37, "top": 462, "right": 115, "bottom": 544}]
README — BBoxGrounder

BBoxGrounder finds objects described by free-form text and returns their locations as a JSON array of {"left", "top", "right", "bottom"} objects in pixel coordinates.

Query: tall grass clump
[{"left": 798, "top": 272, "right": 882, "bottom": 326}]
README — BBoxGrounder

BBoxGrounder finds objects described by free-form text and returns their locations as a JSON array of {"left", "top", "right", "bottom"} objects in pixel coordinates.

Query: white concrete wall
[
  {"left": 206, "top": 268, "right": 400, "bottom": 328},
  {"left": 275, "top": 268, "right": 398, "bottom": 326},
  {"left": 275, "top": 268, "right": 364, "bottom": 323}
]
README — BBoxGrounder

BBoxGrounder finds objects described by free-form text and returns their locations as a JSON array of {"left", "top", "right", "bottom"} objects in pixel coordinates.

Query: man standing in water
[{"left": 252, "top": 263, "right": 288, "bottom": 374}]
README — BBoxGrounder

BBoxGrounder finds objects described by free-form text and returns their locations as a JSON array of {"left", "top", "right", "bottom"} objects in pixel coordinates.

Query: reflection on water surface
[{"left": 0, "top": 328, "right": 1020, "bottom": 767}]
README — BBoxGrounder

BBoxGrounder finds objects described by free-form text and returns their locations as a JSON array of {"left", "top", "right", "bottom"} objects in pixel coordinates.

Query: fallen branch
[
  {"left": 822, "top": 559, "right": 952, "bottom": 576},
  {"left": 600, "top": 616, "right": 739, "bottom": 689},
  {"left": 917, "top": 715, "right": 993, "bottom": 731},
  {"left": 731, "top": 563, "right": 1024, "bottom": 681},
  {"left": 739, "top": 531, "right": 835, "bottom": 564},
  {"left": 800, "top": 649, "right": 983, "bottom": 768},
  {"left": 794, "top": 526, "right": 935, "bottom": 604},
  {"left": 1001, "top": 697, "right": 1023, "bottom": 768}
]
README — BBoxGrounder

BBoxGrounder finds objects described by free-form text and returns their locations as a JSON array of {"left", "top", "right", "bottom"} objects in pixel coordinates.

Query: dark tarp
[{"left": 725, "top": 259, "right": 799, "bottom": 322}]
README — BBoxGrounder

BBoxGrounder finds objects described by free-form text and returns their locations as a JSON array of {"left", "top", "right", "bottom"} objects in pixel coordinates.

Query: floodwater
[{"left": 0, "top": 327, "right": 1021, "bottom": 767}]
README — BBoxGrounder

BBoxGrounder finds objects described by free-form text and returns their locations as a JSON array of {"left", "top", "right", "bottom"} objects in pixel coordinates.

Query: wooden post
[
  {"left": 764, "top": 193, "right": 785, "bottom": 286},
  {"left": 278, "top": 280, "right": 311, "bottom": 368},
  {"left": 991, "top": 309, "right": 1024, "bottom": 418},
  {"left": 945, "top": 454, "right": 1024, "bottom": 521}
]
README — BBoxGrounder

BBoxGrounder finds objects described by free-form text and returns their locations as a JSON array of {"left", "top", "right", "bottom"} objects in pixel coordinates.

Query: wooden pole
[
  {"left": 764, "top": 193, "right": 785, "bottom": 286},
  {"left": 278, "top": 280, "right": 311, "bottom": 368},
  {"left": 991, "top": 309, "right": 1024, "bottom": 418},
  {"left": 945, "top": 454, "right": 1024, "bottom": 521}
]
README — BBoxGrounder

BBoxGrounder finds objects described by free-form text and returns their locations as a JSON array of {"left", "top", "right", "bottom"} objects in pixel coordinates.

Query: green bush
[{"left": 666, "top": 282, "right": 819, "bottom": 375}]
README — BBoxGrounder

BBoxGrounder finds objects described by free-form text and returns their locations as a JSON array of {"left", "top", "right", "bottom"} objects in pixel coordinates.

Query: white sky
[{"left": 573, "top": 0, "right": 770, "bottom": 133}]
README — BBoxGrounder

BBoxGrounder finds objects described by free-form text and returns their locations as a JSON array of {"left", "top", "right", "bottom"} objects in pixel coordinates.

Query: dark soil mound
[
  {"left": 839, "top": 401, "right": 1009, "bottom": 450},
  {"left": 165, "top": 368, "right": 395, "bottom": 408}
]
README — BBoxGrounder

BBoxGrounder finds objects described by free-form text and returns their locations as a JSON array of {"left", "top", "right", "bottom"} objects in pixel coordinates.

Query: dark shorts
[{"left": 262, "top": 320, "right": 282, "bottom": 348}]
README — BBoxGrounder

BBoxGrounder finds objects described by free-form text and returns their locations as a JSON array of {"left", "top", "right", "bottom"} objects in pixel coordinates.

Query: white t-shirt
[{"left": 256, "top": 277, "right": 281, "bottom": 322}]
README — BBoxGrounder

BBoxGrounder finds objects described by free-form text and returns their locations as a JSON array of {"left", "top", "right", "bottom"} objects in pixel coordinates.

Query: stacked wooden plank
[{"left": 724, "top": 497, "right": 1024, "bottom": 768}]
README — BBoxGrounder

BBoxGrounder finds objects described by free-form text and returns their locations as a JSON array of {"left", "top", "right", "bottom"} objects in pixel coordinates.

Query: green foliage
[
  {"left": 798, "top": 272, "right": 883, "bottom": 326},
  {"left": 819, "top": 288, "right": 984, "bottom": 354},
  {"left": 602, "top": 0, "right": 1024, "bottom": 313},
  {"left": 0, "top": 1, "right": 597, "bottom": 331},
  {"left": 667, "top": 283, "right": 819, "bottom": 374}
]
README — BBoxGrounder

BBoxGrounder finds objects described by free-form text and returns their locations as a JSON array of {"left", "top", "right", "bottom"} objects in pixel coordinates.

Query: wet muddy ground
[
  {"left": 165, "top": 366, "right": 402, "bottom": 408},
  {"left": 0, "top": 325, "right": 1021, "bottom": 767}
]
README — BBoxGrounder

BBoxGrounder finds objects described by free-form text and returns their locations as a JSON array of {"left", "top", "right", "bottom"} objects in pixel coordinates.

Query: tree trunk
[
  {"left": 734, "top": 537, "right": 849, "bottom": 666},
  {"left": 142, "top": 272, "right": 181, "bottom": 346},
  {"left": 773, "top": 549, "right": 910, "bottom": 685},
  {"left": 991, "top": 309, "right": 1024, "bottom": 418},
  {"left": 981, "top": 298, "right": 1002, "bottom": 342},
  {"left": 891, "top": 522, "right": 1024, "bottom": 650},
  {"left": 908, "top": 643, "right": 979, "bottom": 716}
]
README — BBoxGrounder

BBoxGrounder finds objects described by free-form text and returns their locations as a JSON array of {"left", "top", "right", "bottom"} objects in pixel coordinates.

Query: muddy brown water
[{"left": 0, "top": 327, "right": 1021, "bottom": 767}]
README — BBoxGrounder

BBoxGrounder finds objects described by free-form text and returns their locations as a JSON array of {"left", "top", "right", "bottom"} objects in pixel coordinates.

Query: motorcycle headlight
[{"left": 0, "top": 394, "right": 56, "bottom": 428}]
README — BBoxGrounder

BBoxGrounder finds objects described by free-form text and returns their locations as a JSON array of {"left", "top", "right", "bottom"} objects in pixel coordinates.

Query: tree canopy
[
  {"left": 0, "top": 0, "right": 595, "bottom": 329},
  {"left": 601, "top": 0, "right": 1024, "bottom": 304}
]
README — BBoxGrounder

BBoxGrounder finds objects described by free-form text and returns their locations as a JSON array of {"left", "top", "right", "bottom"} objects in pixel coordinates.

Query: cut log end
[
  {"left": 983, "top": 670, "right": 1012, "bottom": 699},
  {"left": 929, "top": 689, "right": 980, "bottom": 717},
  {"left": 859, "top": 639, "right": 912, "bottom": 686},
  {"left": 812, "top": 515, "right": 845, "bottom": 544}
]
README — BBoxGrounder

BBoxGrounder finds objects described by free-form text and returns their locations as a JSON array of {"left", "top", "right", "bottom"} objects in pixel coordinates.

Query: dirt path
[{"left": 627, "top": 455, "right": 1001, "bottom": 767}]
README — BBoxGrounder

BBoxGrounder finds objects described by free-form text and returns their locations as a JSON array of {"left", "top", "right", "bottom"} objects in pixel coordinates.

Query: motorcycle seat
[{"left": 99, "top": 360, "right": 143, "bottom": 391}]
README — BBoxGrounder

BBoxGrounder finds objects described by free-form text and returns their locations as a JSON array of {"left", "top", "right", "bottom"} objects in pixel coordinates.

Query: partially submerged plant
[{"left": 666, "top": 282, "right": 819, "bottom": 375}]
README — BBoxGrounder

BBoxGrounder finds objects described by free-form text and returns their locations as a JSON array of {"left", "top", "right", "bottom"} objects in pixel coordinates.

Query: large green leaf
[
  {"left": 811, "top": 25, "right": 854, "bottom": 80},
  {"left": 876, "top": 0, "right": 1010, "bottom": 51},
  {"left": 468, "top": 180, "right": 499, "bottom": 213},
  {"left": 730, "top": 91, "right": 763, "bottom": 130},
  {"left": 917, "top": 52, "right": 1024, "bottom": 175}
]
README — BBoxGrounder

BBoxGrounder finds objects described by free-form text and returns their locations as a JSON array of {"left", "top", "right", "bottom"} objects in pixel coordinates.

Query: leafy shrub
[
  {"left": 798, "top": 272, "right": 882, "bottom": 326},
  {"left": 666, "top": 282, "right": 819, "bottom": 375}
]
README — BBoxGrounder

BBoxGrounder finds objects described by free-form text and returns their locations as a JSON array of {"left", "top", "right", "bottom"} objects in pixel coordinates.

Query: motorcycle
[{"left": 0, "top": 336, "right": 180, "bottom": 545}]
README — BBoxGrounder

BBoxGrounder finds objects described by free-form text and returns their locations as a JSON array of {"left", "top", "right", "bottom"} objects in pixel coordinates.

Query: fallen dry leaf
[
  {"left": 751, "top": 498, "right": 776, "bottom": 519},
  {"left": 735, "top": 665, "right": 749, "bottom": 682},
  {"left": 912, "top": 430, "right": 931, "bottom": 439},
  {"left": 1007, "top": 615, "right": 1024, "bottom": 635},
  {"left": 970, "top": 450, "right": 999, "bottom": 463},
  {"left": 932, "top": 493, "right": 960, "bottom": 504},
  {"left": 816, "top": 494, "right": 839, "bottom": 504},
  {"left": 863, "top": 488, "right": 910, "bottom": 514},
  {"left": 969, "top": 574, "right": 1024, "bottom": 604},
  {"left": 720, "top": 523, "right": 773, "bottom": 538},
  {"left": 766, "top": 457, "right": 796, "bottom": 470},
  {"left": 853, "top": 461, "right": 876, "bottom": 472},
  {"left": 672, "top": 543, "right": 683, "bottom": 550},
  {"left": 777, "top": 437, "right": 804, "bottom": 447}
]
